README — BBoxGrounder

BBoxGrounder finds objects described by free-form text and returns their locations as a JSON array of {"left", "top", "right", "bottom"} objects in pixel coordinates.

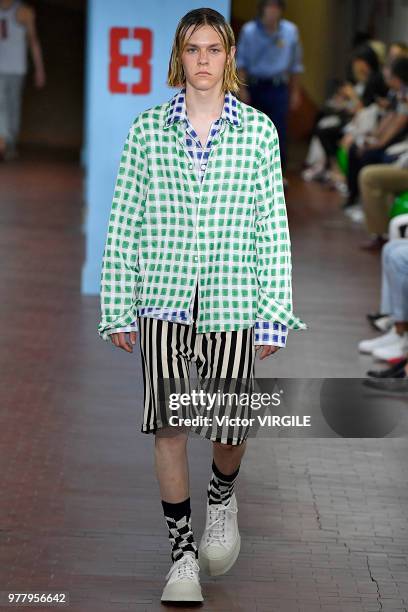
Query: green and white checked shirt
[{"left": 97, "top": 90, "right": 307, "bottom": 341}]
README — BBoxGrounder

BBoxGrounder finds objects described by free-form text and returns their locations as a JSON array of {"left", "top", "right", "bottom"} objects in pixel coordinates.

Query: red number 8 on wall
[{"left": 109, "top": 27, "right": 152, "bottom": 94}]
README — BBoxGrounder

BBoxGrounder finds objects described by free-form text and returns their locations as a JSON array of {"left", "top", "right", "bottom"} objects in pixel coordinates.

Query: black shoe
[
  {"left": 360, "top": 236, "right": 387, "bottom": 251},
  {"left": 364, "top": 373, "right": 408, "bottom": 392},
  {"left": 367, "top": 359, "right": 408, "bottom": 378},
  {"left": 366, "top": 313, "right": 393, "bottom": 332}
]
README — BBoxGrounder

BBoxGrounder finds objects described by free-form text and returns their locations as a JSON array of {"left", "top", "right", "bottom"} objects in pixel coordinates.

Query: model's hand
[
  {"left": 110, "top": 331, "right": 137, "bottom": 352},
  {"left": 255, "top": 345, "right": 280, "bottom": 360}
]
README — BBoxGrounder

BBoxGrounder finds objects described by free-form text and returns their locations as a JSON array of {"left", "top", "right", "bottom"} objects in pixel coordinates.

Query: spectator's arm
[
  {"left": 290, "top": 27, "right": 304, "bottom": 74},
  {"left": 288, "top": 28, "right": 303, "bottom": 111},
  {"left": 20, "top": 5, "right": 46, "bottom": 88},
  {"left": 374, "top": 113, "right": 408, "bottom": 149},
  {"left": 374, "top": 111, "right": 397, "bottom": 138}
]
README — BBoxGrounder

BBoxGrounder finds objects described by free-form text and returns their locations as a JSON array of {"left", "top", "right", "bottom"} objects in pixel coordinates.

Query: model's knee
[
  {"left": 213, "top": 440, "right": 245, "bottom": 452},
  {"left": 154, "top": 427, "right": 188, "bottom": 454}
]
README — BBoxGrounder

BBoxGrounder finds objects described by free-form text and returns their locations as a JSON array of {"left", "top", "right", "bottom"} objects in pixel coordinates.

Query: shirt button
[
  {"left": 188, "top": 163, "right": 193, "bottom": 169},
  {"left": 193, "top": 256, "right": 198, "bottom": 263},
  {"left": 200, "top": 163, "right": 206, "bottom": 170}
]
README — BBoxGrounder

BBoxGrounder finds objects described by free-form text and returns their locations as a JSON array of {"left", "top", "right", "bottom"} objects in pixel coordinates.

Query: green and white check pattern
[{"left": 97, "top": 90, "right": 307, "bottom": 341}]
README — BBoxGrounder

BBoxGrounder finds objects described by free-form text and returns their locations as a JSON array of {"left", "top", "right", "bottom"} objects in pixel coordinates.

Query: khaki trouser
[{"left": 359, "top": 165, "right": 408, "bottom": 235}]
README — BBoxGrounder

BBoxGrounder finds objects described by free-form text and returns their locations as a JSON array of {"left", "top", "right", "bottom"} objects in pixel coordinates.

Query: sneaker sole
[
  {"left": 161, "top": 580, "right": 203, "bottom": 603},
  {"left": 198, "top": 533, "right": 241, "bottom": 576},
  {"left": 373, "top": 353, "right": 407, "bottom": 362},
  {"left": 359, "top": 346, "right": 375, "bottom": 354}
]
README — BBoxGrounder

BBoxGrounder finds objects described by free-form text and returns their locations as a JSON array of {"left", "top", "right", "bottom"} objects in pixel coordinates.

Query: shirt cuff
[
  {"left": 105, "top": 320, "right": 138, "bottom": 335},
  {"left": 254, "top": 320, "right": 288, "bottom": 347}
]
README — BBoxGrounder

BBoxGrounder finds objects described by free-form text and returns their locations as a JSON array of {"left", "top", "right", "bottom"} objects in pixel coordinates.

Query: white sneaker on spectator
[
  {"left": 359, "top": 326, "right": 401, "bottom": 354},
  {"left": 372, "top": 333, "right": 408, "bottom": 361},
  {"left": 344, "top": 204, "right": 364, "bottom": 223},
  {"left": 333, "top": 179, "right": 348, "bottom": 195},
  {"left": 301, "top": 163, "right": 326, "bottom": 182},
  {"left": 198, "top": 493, "right": 240, "bottom": 576},
  {"left": 161, "top": 552, "right": 203, "bottom": 603}
]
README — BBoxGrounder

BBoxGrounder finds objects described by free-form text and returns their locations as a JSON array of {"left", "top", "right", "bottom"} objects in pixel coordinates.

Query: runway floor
[{"left": 1, "top": 152, "right": 408, "bottom": 612}]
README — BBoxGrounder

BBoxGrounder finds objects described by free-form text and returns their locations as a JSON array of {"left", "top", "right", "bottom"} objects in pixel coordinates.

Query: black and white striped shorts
[{"left": 137, "top": 288, "right": 255, "bottom": 445}]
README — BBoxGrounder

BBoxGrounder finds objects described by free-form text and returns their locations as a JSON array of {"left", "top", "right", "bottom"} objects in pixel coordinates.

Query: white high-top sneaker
[
  {"left": 372, "top": 333, "right": 408, "bottom": 361},
  {"left": 198, "top": 493, "right": 240, "bottom": 576},
  {"left": 161, "top": 552, "right": 203, "bottom": 603},
  {"left": 359, "top": 326, "right": 400, "bottom": 354}
]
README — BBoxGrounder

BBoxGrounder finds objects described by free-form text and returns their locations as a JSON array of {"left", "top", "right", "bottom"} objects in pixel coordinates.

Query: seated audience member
[
  {"left": 345, "top": 56, "right": 408, "bottom": 208},
  {"left": 359, "top": 240, "right": 408, "bottom": 363},
  {"left": 359, "top": 151, "right": 408, "bottom": 250},
  {"left": 305, "top": 44, "right": 387, "bottom": 185},
  {"left": 379, "top": 41, "right": 408, "bottom": 109}
]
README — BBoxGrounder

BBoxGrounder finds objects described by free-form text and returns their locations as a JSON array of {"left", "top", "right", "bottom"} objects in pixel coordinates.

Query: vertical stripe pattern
[{"left": 138, "top": 290, "right": 255, "bottom": 445}]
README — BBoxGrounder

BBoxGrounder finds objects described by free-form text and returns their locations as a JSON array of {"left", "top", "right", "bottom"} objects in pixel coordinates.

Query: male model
[{"left": 98, "top": 7, "right": 306, "bottom": 604}]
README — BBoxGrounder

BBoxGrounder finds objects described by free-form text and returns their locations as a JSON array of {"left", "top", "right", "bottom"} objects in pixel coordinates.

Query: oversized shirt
[
  {"left": 97, "top": 88, "right": 307, "bottom": 342},
  {"left": 109, "top": 87, "right": 288, "bottom": 346}
]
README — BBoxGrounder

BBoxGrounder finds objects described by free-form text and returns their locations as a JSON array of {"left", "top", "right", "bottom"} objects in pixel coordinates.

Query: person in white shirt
[{"left": 0, "top": 0, "right": 46, "bottom": 160}]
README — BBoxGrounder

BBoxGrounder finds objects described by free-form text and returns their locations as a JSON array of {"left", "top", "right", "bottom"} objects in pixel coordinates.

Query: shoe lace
[
  {"left": 205, "top": 502, "right": 238, "bottom": 545},
  {"left": 166, "top": 553, "right": 200, "bottom": 582}
]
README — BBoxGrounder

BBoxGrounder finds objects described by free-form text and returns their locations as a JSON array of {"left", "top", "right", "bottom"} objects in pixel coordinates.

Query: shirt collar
[{"left": 165, "top": 87, "right": 241, "bottom": 129}]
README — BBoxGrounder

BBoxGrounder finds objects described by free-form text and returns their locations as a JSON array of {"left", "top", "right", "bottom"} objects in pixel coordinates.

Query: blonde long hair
[{"left": 167, "top": 8, "right": 242, "bottom": 94}]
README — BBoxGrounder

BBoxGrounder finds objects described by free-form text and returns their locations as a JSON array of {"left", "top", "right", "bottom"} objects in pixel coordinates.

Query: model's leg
[
  {"left": 207, "top": 440, "right": 247, "bottom": 506},
  {"left": 196, "top": 326, "right": 255, "bottom": 575},
  {"left": 138, "top": 297, "right": 203, "bottom": 603},
  {"left": 138, "top": 313, "right": 199, "bottom": 562},
  {"left": 155, "top": 425, "right": 198, "bottom": 563}
]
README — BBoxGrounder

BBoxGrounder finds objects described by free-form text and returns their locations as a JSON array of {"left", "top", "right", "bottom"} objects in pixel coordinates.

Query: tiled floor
[{"left": 1, "top": 154, "right": 407, "bottom": 612}]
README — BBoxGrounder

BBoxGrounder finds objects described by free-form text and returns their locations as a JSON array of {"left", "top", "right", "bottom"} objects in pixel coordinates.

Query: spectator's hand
[
  {"left": 110, "top": 331, "right": 137, "bottom": 353},
  {"left": 34, "top": 69, "right": 46, "bottom": 89},
  {"left": 290, "top": 89, "right": 301, "bottom": 111},
  {"left": 255, "top": 345, "right": 280, "bottom": 360},
  {"left": 340, "top": 133, "right": 354, "bottom": 150},
  {"left": 340, "top": 83, "right": 355, "bottom": 100},
  {"left": 364, "top": 142, "right": 381, "bottom": 151},
  {"left": 360, "top": 136, "right": 380, "bottom": 152}
]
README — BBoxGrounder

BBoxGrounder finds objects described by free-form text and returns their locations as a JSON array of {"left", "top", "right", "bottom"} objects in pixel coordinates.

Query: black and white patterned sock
[
  {"left": 207, "top": 459, "right": 240, "bottom": 506},
  {"left": 161, "top": 497, "right": 198, "bottom": 563}
]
